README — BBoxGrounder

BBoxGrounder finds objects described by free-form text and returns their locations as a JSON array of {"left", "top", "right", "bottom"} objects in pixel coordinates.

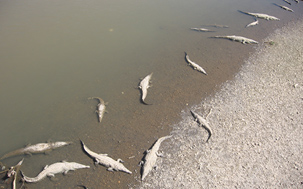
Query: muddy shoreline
[
  {"left": 0, "top": 2, "right": 303, "bottom": 189},
  {"left": 136, "top": 18, "right": 303, "bottom": 189}
]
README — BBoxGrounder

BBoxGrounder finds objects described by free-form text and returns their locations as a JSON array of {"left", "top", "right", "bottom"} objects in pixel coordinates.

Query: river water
[{"left": 0, "top": 0, "right": 302, "bottom": 188}]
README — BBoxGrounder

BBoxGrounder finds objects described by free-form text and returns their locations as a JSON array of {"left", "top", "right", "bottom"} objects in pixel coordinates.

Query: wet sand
[{"left": 135, "top": 19, "right": 303, "bottom": 188}]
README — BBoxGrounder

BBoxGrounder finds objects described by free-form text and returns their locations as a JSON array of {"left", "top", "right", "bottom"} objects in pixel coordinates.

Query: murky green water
[{"left": 0, "top": 0, "right": 302, "bottom": 188}]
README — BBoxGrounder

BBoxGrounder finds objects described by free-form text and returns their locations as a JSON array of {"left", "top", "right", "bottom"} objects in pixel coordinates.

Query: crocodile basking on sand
[
  {"left": 21, "top": 161, "right": 90, "bottom": 183},
  {"left": 0, "top": 141, "right": 72, "bottom": 161},
  {"left": 184, "top": 52, "right": 207, "bottom": 75},
  {"left": 140, "top": 135, "right": 172, "bottom": 181},
  {"left": 239, "top": 11, "right": 280, "bottom": 21},
  {"left": 212, "top": 35, "right": 258, "bottom": 44},
  {"left": 190, "top": 110, "right": 213, "bottom": 142},
  {"left": 88, "top": 97, "right": 107, "bottom": 123},
  {"left": 81, "top": 140, "right": 132, "bottom": 174}
]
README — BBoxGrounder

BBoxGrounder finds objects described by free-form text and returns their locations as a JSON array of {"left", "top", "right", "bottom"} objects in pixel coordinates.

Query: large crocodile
[
  {"left": 184, "top": 52, "right": 207, "bottom": 75},
  {"left": 239, "top": 11, "right": 280, "bottom": 20},
  {"left": 0, "top": 141, "right": 72, "bottom": 161},
  {"left": 212, "top": 35, "right": 258, "bottom": 44},
  {"left": 140, "top": 135, "right": 172, "bottom": 181},
  {"left": 88, "top": 97, "right": 107, "bottom": 123},
  {"left": 190, "top": 110, "right": 212, "bottom": 142},
  {"left": 138, "top": 73, "right": 153, "bottom": 105},
  {"left": 81, "top": 140, "right": 132, "bottom": 174},
  {"left": 21, "top": 161, "right": 90, "bottom": 183}
]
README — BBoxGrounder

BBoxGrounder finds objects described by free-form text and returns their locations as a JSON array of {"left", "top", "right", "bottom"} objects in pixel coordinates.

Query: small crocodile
[
  {"left": 138, "top": 73, "right": 153, "bottom": 105},
  {"left": 212, "top": 35, "right": 258, "bottom": 44},
  {"left": 203, "top": 24, "right": 229, "bottom": 28},
  {"left": 21, "top": 161, "right": 90, "bottom": 183},
  {"left": 274, "top": 4, "right": 294, "bottom": 12},
  {"left": 239, "top": 11, "right": 280, "bottom": 20},
  {"left": 283, "top": 0, "right": 291, "bottom": 5},
  {"left": 190, "top": 28, "right": 214, "bottom": 32},
  {"left": 81, "top": 140, "right": 132, "bottom": 174},
  {"left": 184, "top": 52, "right": 207, "bottom": 75},
  {"left": 88, "top": 97, "right": 107, "bottom": 123},
  {"left": 246, "top": 19, "right": 259, "bottom": 28},
  {"left": 190, "top": 110, "right": 212, "bottom": 142},
  {"left": 140, "top": 135, "right": 172, "bottom": 181},
  {"left": 0, "top": 141, "right": 72, "bottom": 160}
]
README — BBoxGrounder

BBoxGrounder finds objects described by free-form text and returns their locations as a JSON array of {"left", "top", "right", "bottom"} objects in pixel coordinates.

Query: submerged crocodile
[
  {"left": 190, "top": 110, "right": 212, "bottom": 142},
  {"left": 212, "top": 35, "right": 258, "bottom": 44},
  {"left": 239, "top": 11, "right": 280, "bottom": 20},
  {"left": 190, "top": 28, "right": 214, "bottom": 32},
  {"left": 184, "top": 52, "right": 207, "bottom": 75},
  {"left": 203, "top": 24, "right": 229, "bottom": 28},
  {"left": 138, "top": 73, "right": 153, "bottom": 105},
  {"left": 0, "top": 141, "right": 72, "bottom": 161},
  {"left": 21, "top": 161, "right": 90, "bottom": 183},
  {"left": 140, "top": 135, "right": 172, "bottom": 181},
  {"left": 88, "top": 97, "right": 107, "bottom": 123},
  {"left": 81, "top": 140, "right": 132, "bottom": 174}
]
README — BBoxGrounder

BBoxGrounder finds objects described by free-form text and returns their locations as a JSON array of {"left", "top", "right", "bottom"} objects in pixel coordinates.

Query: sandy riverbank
[{"left": 135, "top": 19, "right": 303, "bottom": 188}]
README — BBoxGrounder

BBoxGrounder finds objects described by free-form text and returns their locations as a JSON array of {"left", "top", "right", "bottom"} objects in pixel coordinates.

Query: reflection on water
[{"left": 0, "top": 0, "right": 302, "bottom": 188}]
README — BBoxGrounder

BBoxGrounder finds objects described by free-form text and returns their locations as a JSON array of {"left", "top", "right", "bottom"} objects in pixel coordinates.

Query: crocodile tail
[
  {"left": 0, "top": 149, "right": 23, "bottom": 161},
  {"left": 141, "top": 99, "right": 152, "bottom": 105},
  {"left": 238, "top": 10, "right": 250, "bottom": 15},
  {"left": 20, "top": 171, "right": 40, "bottom": 183},
  {"left": 88, "top": 97, "right": 104, "bottom": 104},
  {"left": 158, "top": 135, "right": 173, "bottom": 143}
]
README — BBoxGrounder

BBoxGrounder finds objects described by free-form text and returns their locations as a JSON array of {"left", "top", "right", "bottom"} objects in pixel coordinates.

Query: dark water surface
[{"left": 0, "top": 0, "right": 302, "bottom": 188}]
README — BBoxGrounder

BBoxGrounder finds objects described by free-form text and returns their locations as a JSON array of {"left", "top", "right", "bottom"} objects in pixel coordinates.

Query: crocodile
[
  {"left": 283, "top": 0, "right": 291, "bottom": 5},
  {"left": 246, "top": 19, "right": 259, "bottom": 28},
  {"left": 21, "top": 161, "right": 90, "bottom": 183},
  {"left": 190, "top": 28, "right": 214, "bottom": 32},
  {"left": 0, "top": 141, "right": 72, "bottom": 161},
  {"left": 239, "top": 11, "right": 280, "bottom": 20},
  {"left": 190, "top": 110, "right": 212, "bottom": 142},
  {"left": 212, "top": 35, "right": 258, "bottom": 44},
  {"left": 81, "top": 140, "right": 132, "bottom": 174},
  {"left": 138, "top": 73, "right": 153, "bottom": 105},
  {"left": 274, "top": 4, "right": 294, "bottom": 12},
  {"left": 184, "top": 52, "right": 207, "bottom": 75},
  {"left": 140, "top": 135, "right": 172, "bottom": 181},
  {"left": 203, "top": 24, "right": 229, "bottom": 28},
  {"left": 88, "top": 97, "right": 107, "bottom": 123}
]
